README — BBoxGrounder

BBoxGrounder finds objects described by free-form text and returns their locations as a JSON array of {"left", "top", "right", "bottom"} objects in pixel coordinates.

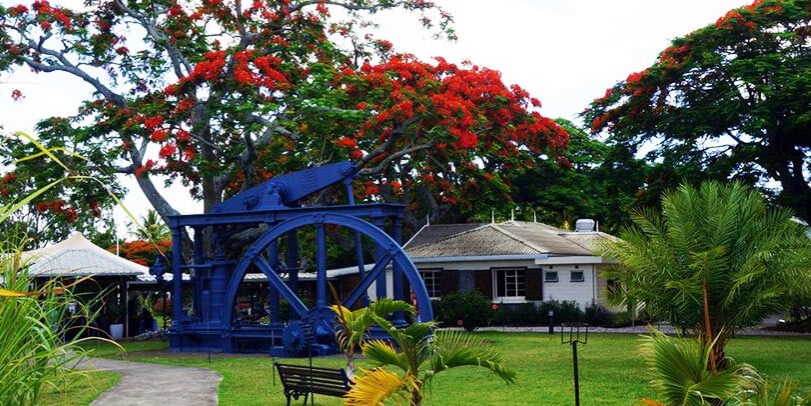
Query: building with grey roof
[{"left": 403, "top": 220, "right": 617, "bottom": 309}]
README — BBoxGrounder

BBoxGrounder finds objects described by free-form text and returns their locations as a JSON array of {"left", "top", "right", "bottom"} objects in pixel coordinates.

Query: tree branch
[
  {"left": 113, "top": 0, "right": 192, "bottom": 78},
  {"left": 358, "top": 143, "right": 432, "bottom": 176},
  {"left": 19, "top": 52, "right": 126, "bottom": 107}
]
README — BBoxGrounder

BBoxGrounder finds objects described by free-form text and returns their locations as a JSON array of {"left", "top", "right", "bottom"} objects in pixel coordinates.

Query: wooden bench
[{"left": 274, "top": 362, "right": 353, "bottom": 405}]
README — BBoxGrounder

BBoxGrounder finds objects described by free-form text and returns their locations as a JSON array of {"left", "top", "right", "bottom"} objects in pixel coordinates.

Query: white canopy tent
[
  {"left": 22, "top": 231, "right": 148, "bottom": 278},
  {"left": 19, "top": 232, "right": 151, "bottom": 338}
]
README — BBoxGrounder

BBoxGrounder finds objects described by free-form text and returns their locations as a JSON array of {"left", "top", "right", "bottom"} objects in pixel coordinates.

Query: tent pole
[{"left": 125, "top": 280, "right": 129, "bottom": 338}]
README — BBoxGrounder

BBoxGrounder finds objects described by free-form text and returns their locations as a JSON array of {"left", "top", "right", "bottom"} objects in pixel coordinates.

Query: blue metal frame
[{"left": 160, "top": 162, "right": 433, "bottom": 355}]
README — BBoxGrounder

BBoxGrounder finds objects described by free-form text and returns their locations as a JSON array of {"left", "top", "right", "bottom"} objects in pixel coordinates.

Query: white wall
[
  {"left": 410, "top": 258, "right": 606, "bottom": 309},
  {"left": 542, "top": 264, "right": 597, "bottom": 310}
]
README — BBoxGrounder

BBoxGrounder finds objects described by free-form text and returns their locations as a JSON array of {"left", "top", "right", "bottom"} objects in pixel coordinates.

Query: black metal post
[
  {"left": 571, "top": 341, "right": 580, "bottom": 406},
  {"left": 561, "top": 322, "right": 588, "bottom": 406},
  {"left": 548, "top": 310, "right": 554, "bottom": 334}
]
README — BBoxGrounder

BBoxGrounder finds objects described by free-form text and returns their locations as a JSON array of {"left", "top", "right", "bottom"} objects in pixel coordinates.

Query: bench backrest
[{"left": 275, "top": 363, "right": 352, "bottom": 397}]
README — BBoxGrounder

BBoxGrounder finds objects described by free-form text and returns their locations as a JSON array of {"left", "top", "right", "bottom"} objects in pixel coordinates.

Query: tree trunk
[
  {"left": 410, "top": 385, "right": 423, "bottom": 406},
  {"left": 346, "top": 354, "right": 355, "bottom": 380}
]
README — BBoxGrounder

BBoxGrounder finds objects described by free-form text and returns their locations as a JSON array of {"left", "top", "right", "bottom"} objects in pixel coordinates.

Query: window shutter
[
  {"left": 525, "top": 269, "right": 543, "bottom": 300},
  {"left": 474, "top": 270, "right": 493, "bottom": 299},
  {"left": 439, "top": 270, "right": 459, "bottom": 296}
]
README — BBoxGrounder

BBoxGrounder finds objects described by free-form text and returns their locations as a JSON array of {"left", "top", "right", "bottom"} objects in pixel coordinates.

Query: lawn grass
[
  {"left": 81, "top": 332, "right": 811, "bottom": 405},
  {"left": 38, "top": 370, "right": 120, "bottom": 406}
]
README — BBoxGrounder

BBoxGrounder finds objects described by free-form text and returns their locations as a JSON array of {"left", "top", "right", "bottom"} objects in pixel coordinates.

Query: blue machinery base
[{"left": 153, "top": 162, "right": 434, "bottom": 356}]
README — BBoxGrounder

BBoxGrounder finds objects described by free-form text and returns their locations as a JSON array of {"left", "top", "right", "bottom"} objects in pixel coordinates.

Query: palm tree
[
  {"left": 641, "top": 329, "right": 811, "bottom": 406},
  {"left": 639, "top": 329, "right": 754, "bottom": 406},
  {"left": 131, "top": 209, "right": 171, "bottom": 241},
  {"left": 331, "top": 298, "right": 414, "bottom": 379},
  {"left": 342, "top": 307, "right": 516, "bottom": 406},
  {"left": 600, "top": 181, "right": 811, "bottom": 369}
]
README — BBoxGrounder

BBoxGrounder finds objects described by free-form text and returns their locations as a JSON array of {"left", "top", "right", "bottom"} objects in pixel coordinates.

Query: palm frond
[
  {"left": 362, "top": 339, "right": 408, "bottom": 371},
  {"left": 640, "top": 329, "right": 747, "bottom": 405},
  {"left": 429, "top": 330, "right": 517, "bottom": 385},
  {"left": 344, "top": 367, "right": 412, "bottom": 406}
]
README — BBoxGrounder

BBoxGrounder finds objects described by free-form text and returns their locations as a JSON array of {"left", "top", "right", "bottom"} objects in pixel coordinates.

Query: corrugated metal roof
[
  {"left": 497, "top": 221, "right": 593, "bottom": 255},
  {"left": 405, "top": 221, "right": 611, "bottom": 259},
  {"left": 559, "top": 231, "right": 618, "bottom": 253},
  {"left": 133, "top": 264, "right": 376, "bottom": 284},
  {"left": 404, "top": 223, "right": 483, "bottom": 249},
  {"left": 22, "top": 232, "right": 148, "bottom": 277},
  {"left": 406, "top": 224, "right": 542, "bottom": 258}
]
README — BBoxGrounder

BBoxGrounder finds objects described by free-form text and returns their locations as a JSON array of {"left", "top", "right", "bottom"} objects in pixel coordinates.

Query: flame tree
[
  {"left": 586, "top": 0, "right": 811, "bottom": 224},
  {"left": 0, "top": 1, "right": 569, "bottom": 240}
]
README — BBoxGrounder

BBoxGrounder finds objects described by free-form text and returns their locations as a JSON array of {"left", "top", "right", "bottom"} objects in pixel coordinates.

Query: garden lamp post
[
  {"left": 548, "top": 309, "right": 555, "bottom": 334},
  {"left": 561, "top": 322, "right": 588, "bottom": 406}
]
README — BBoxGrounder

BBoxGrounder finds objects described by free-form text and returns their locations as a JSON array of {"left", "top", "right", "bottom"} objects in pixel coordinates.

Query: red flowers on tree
[
  {"left": 111, "top": 240, "right": 172, "bottom": 266},
  {"left": 0, "top": 0, "right": 565, "bottom": 236},
  {"left": 585, "top": 0, "right": 811, "bottom": 224}
]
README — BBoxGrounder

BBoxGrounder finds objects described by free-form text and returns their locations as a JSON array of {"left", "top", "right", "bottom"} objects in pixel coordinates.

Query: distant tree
[
  {"left": 130, "top": 209, "right": 170, "bottom": 241},
  {"left": 586, "top": 0, "right": 811, "bottom": 223},
  {"left": 111, "top": 239, "right": 171, "bottom": 266},
  {"left": 600, "top": 181, "right": 811, "bottom": 370},
  {"left": 511, "top": 119, "right": 647, "bottom": 232}
]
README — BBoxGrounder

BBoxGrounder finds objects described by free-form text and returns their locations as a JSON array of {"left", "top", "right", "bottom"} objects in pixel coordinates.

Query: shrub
[
  {"left": 584, "top": 304, "right": 612, "bottom": 326},
  {"left": 434, "top": 290, "right": 493, "bottom": 331},
  {"left": 539, "top": 300, "right": 585, "bottom": 324},
  {"left": 491, "top": 303, "right": 545, "bottom": 326},
  {"left": 0, "top": 246, "right": 103, "bottom": 405}
]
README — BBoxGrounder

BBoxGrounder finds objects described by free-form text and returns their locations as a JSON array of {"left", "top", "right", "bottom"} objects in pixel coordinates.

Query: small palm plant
[
  {"left": 640, "top": 328, "right": 811, "bottom": 406},
  {"left": 331, "top": 298, "right": 414, "bottom": 379},
  {"left": 338, "top": 301, "right": 516, "bottom": 406},
  {"left": 639, "top": 329, "right": 755, "bottom": 406}
]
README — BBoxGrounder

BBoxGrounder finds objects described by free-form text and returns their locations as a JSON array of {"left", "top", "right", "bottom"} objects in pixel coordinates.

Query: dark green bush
[
  {"left": 584, "top": 304, "right": 612, "bottom": 326},
  {"left": 492, "top": 303, "right": 545, "bottom": 326},
  {"left": 434, "top": 290, "right": 494, "bottom": 331},
  {"left": 539, "top": 300, "right": 585, "bottom": 324},
  {"left": 488, "top": 300, "right": 589, "bottom": 326}
]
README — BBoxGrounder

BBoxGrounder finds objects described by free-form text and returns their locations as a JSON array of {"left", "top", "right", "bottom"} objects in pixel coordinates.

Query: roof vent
[{"left": 574, "top": 219, "right": 596, "bottom": 232}]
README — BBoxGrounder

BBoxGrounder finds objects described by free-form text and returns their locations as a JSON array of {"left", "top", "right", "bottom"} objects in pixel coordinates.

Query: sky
[{"left": 0, "top": 0, "right": 749, "bottom": 234}]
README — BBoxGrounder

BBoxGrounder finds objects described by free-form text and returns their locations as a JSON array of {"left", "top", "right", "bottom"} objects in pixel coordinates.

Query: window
[
  {"left": 494, "top": 268, "right": 525, "bottom": 299},
  {"left": 419, "top": 269, "right": 441, "bottom": 298},
  {"left": 544, "top": 271, "right": 558, "bottom": 282},
  {"left": 570, "top": 270, "right": 585, "bottom": 282}
]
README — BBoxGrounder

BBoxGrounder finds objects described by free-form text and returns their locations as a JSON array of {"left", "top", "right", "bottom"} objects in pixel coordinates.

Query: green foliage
[
  {"left": 130, "top": 209, "right": 170, "bottom": 241},
  {"left": 640, "top": 329, "right": 755, "bottom": 406},
  {"left": 434, "top": 289, "right": 494, "bottom": 331},
  {"left": 0, "top": 0, "right": 569, "bottom": 238},
  {"left": 584, "top": 303, "right": 613, "bottom": 326},
  {"left": 330, "top": 297, "right": 414, "bottom": 378},
  {"left": 641, "top": 330, "right": 811, "bottom": 406},
  {"left": 600, "top": 181, "right": 811, "bottom": 363},
  {"left": 481, "top": 300, "right": 620, "bottom": 327},
  {"left": 0, "top": 247, "right": 101, "bottom": 405},
  {"left": 586, "top": 0, "right": 811, "bottom": 224},
  {"left": 0, "top": 132, "right": 122, "bottom": 405},
  {"left": 490, "top": 302, "right": 547, "bottom": 326},
  {"left": 347, "top": 305, "right": 516, "bottom": 406},
  {"left": 0, "top": 133, "right": 122, "bottom": 248},
  {"left": 511, "top": 119, "right": 647, "bottom": 232}
]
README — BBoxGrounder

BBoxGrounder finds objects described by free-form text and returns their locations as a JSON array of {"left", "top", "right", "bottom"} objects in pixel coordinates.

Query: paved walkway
[{"left": 80, "top": 358, "right": 222, "bottom": 406}]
